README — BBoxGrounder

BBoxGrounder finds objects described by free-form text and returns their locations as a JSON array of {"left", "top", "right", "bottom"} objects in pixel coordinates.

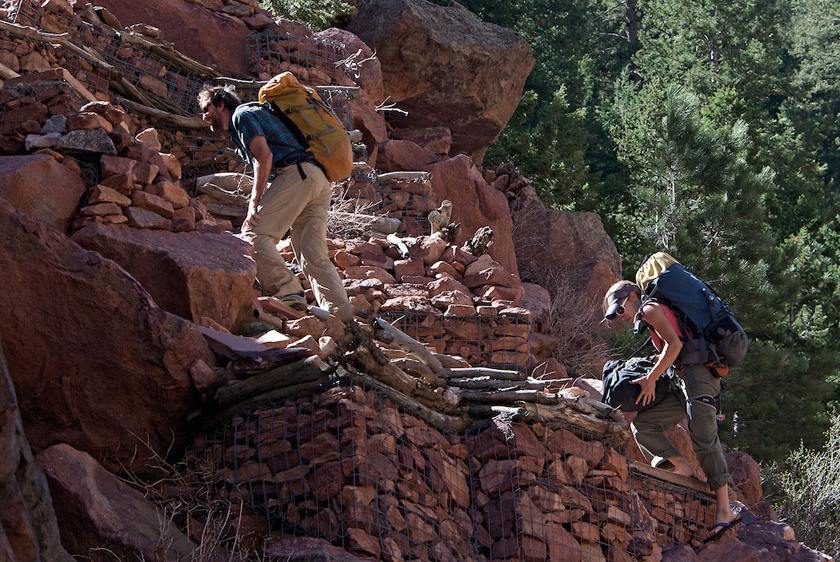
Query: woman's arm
[{"left": 633, "top": 302, "right": 683, "bottom": 407}]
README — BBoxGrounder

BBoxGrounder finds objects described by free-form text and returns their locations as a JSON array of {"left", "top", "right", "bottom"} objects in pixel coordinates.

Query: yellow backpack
[{"left": 258, "top": 72, "right": 353, "bottom": 183}]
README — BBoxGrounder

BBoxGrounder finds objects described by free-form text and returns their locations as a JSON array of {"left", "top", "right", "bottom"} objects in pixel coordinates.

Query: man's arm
[{"left": 243, "top": 134, "right": 273, "bottom": 229}]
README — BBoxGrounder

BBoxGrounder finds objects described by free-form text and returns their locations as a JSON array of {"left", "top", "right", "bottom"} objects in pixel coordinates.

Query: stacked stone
[
  {"left": 341, "top": 173, "right": 438, "bottom": 237},
  {"left": 12, "top": 100, "right": 228, "bottom": 233},
  {"left": 629, "top": 476, "right": 709, "bottom": 546},
  {"left": 188, "top": 385, "right": 684, "bottom": 562},
  {"left": 245, "top": 20, "right": 349, "bottom": 85},
  {"left": 376, "top": 174, "right": 439, "bottom": 236},
  {"left": 280, "top": 233, "right": 534, "bottom": 371}
]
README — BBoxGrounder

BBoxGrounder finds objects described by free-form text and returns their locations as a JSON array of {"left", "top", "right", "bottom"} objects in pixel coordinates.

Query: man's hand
[{"left": 243, "top": 199, "right": 260, "bottom": 229}]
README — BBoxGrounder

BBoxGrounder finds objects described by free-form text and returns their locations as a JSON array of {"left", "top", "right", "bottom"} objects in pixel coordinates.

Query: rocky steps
[{"left": 0, "top": 0, "right": 832, "bottom": 561}]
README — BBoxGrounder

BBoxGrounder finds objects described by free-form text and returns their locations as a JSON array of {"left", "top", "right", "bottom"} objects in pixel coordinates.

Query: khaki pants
[
  {"left": 239, "top": 162, "right": 353, "bottom": 321},
  {"left": 632, "top": 363, "right": 732, "bottom": 490}
]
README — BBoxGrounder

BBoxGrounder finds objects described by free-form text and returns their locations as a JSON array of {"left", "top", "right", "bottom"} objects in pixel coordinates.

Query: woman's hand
[{"left": 631, "top": 374, "right": 659, "bottom": 407}]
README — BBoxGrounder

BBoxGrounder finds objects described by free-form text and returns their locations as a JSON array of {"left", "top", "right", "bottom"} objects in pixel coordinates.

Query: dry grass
[{"left": 109, "top": 434, "right": 267, "bottom": 562}]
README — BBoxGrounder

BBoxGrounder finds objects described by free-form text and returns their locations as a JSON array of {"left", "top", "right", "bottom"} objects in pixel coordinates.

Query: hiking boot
[{"left": 275, "top": 293, "right": 308, "bottom": 311}]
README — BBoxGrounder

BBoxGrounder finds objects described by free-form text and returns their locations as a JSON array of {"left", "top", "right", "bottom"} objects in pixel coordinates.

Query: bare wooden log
[
  {"left": 523, "top": 401, "right": 630, "bottom": 441},
  {"left": 390, "top": 357, "right": 439, "bottom": 386},
  {"left": 463, "top": 225, "right": 494, "bottom": 256},
  {"left": 447, "top": 377, "right": 549, "bottom": 391},
  {"left": 466, "top": 404, "right": 531, "bottom": 420},
  {"left": 341, "top": 367, "right": 467, "bottom": 434},
  {"left": 0, "top": 20, "right": 114, "bottom": 72},
  {"left": 196, "top": 379, "right": 326, "bottom": 429},
  {"left": 228, "top": 347, "right": 312, "bottom": 378},
  {"left": 0, "top": 61, "right": 19, "bottom": 79},
  {"left": 348, "top": 343, "right": 458, "bottom": 414},
  {"left": 629, "top": 462, "right": 713, "bottom": 495},
  {"left": 386, "top": 233, "right": 410, "bottom": 259},
  {"left": 457, "top": 388, "right": 561, "bottom": 404},
  {"left": 440, "top": 366, "right": 523, "bottom": 380},
  {"left": 428, "top": 200, "right": 452, "bottom": 237},
  {"left": 373, "top": 317, "right": 443, "bottom": 376},
  {"left": 109, "top": 76, "right": 188, "bottom": 115},
  {"left": 113, "top": 96, "right": 207, "bottom": 128},
  {"left": 578, "top": 396, "right": 626, "bottom": 423},
  {"left": 211, "top": 355, "right": 327, "bottom": 412},
  {"left": 253, "top": 309, "right": 287, "bottom": 332}
]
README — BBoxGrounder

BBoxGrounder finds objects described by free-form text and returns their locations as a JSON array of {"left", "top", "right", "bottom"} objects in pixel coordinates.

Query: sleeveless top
[{"left": 648, "top": 303, "right": 687, "bottom": 351}]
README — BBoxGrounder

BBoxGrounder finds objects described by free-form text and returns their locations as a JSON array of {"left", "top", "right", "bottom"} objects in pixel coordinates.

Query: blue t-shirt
[{"left": 229, "top": 102, "right": 309, "bottom": 174}]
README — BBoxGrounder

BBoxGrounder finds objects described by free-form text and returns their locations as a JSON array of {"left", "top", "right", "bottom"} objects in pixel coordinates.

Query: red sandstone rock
[
  {"left": 38, "top": 444, "right": 196, "bottom": 560},
  {"left": 0, "top": 200, "right": 212, "bottom": 474},
  {"left": 72, "top": 223, "right": 256, "bottom": 331},
  {"left": 345, "top": 0, "right": 533, "bottom": 162},
  {"left": 427, "top": 155, "right": 518, "bottom": 275},
  {"left": 0, "top": 154, "right": 85, "bottom": 233}
]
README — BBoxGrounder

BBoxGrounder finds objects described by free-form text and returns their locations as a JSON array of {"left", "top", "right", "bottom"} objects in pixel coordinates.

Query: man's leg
[
  {"left": 239, "top": 166, "right": 308, "bottom": 297},
  {"left": 290, "top": 163, "right": 354, "bottom": 321}
]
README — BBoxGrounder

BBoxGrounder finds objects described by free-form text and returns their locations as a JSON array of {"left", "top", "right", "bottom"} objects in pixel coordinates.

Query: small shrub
[{"left": 764, "top": 411, "right": 840, "bottom": 559}]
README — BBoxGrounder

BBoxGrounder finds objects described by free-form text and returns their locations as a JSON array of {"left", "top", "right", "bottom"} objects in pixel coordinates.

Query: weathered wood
[
  {"left": 0, "top": 20, "right": 113, "bottom": 72},
  {"left": 629, "top": 461, "right": 713, "bottom": 495},
  {"left": 447, "top": 377, "right": 550, "bottom": 391},
  {"left": 253, "top": 310, "right": 287, "bottom": 332},
  {"left": 386, "top": 233, "right": 410, "bottom": 259},
  {"left": 212, "top": 355, "right": 326, "bottom": 411},
  {"left": 524, "top": 401, "right": 630, "bottom": 441},
  {"left": 391, "top": 357, "right": 439, "bottom": 386},
  {"left": 228, "top": 346, "right": 312, "bottom": 377},
  {"left": 441, "top": 367, "right": 523, "bottom": 380},
  {"left": 113, "top": 96, "right": 207, "bottom": 128},
  {"left": 342, "top": 368, "right": 467, "bottom": 434},
  {"left": 197, "top": 379, "right": 326, "bottom": 429},
  {"left": 197, "top": 182, "right": 248, "bottom": 206},
  {"left": 466, "top": 404, "right": 531, "bottom": 421},
  {"left": 0, "top": 61, "right": 19, "bottom": 79},
  {"left": 457, "top": 388, "right": 562, "bottom": 404},
  {"left": 463, "top": 225, "right": 494, "bottom": 256},
  {"left": 374, "top": 317, "right": 443, "bottom": 376},
  {"left": 348, "top": 343, "right": 458, "bottom": 414}
]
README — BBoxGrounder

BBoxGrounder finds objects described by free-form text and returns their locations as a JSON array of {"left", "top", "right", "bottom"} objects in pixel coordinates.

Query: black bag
[{"left": 601, "top": 356, "right": 678, "bottom": 412}]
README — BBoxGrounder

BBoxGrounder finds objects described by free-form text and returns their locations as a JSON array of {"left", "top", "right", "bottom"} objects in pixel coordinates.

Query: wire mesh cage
[{"left": 185, "top": 380, "right": 715, "bottom": 561}]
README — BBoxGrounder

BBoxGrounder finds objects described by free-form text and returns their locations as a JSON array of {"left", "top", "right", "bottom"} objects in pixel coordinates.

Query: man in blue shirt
[{"left": 197, "top": 84, "right": 354, "bottom": 322}]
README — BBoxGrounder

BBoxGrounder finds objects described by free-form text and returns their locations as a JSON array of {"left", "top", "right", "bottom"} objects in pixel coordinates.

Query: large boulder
[
  {"left": 511, "top": 185, "right": 622, "bottom": 301},
  {"left": 1, "top": 347, "right": 72, "bottom": 562},
  {"left": 345, "top": 0, "right": 533, "bottom": 163},
  {"left": 0, "top": 154, "right": 86, "bottom": 234},
  {"left": 72, "top": 224, "right": 257, "bottom": 332},
  {"left": 38, "top": 443, "right": 196, "bottom": 561},
  {"left": 90, "top": 0, "right": 253, "bottom": 76},
  {"left": 0, "top": 198, "right": 213, "bottom": 474},
  {"left": 426, "top": 155, "right": 517, "bottom": 276}
]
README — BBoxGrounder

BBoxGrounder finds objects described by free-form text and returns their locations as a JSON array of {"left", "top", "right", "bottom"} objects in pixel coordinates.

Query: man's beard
[{"left": 208, "top": 115, "right": 225, "bottom": 133}]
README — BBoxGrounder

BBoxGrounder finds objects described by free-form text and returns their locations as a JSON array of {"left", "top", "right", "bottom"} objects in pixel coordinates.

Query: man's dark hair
[{"left": 197, "top": 84, "right": 241, "bottom": 112}]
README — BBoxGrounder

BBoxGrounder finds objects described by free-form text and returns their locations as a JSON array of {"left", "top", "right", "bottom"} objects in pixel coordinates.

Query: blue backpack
[{"left": 635, "top": 253, "right": 749, "bottom": 368}]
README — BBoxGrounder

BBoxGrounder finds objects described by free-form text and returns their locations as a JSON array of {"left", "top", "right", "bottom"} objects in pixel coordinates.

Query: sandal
[{"left": 703, "top": 516, "right": 742, "bottom": 543}]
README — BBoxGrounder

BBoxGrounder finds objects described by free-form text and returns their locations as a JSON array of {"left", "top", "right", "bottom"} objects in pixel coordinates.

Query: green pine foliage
[
  {"left": 260, "top": 0, "right": 354, "bottom": 31},
  {"left": 457, "top": 0, "right": 840, "bottom": 463}
]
